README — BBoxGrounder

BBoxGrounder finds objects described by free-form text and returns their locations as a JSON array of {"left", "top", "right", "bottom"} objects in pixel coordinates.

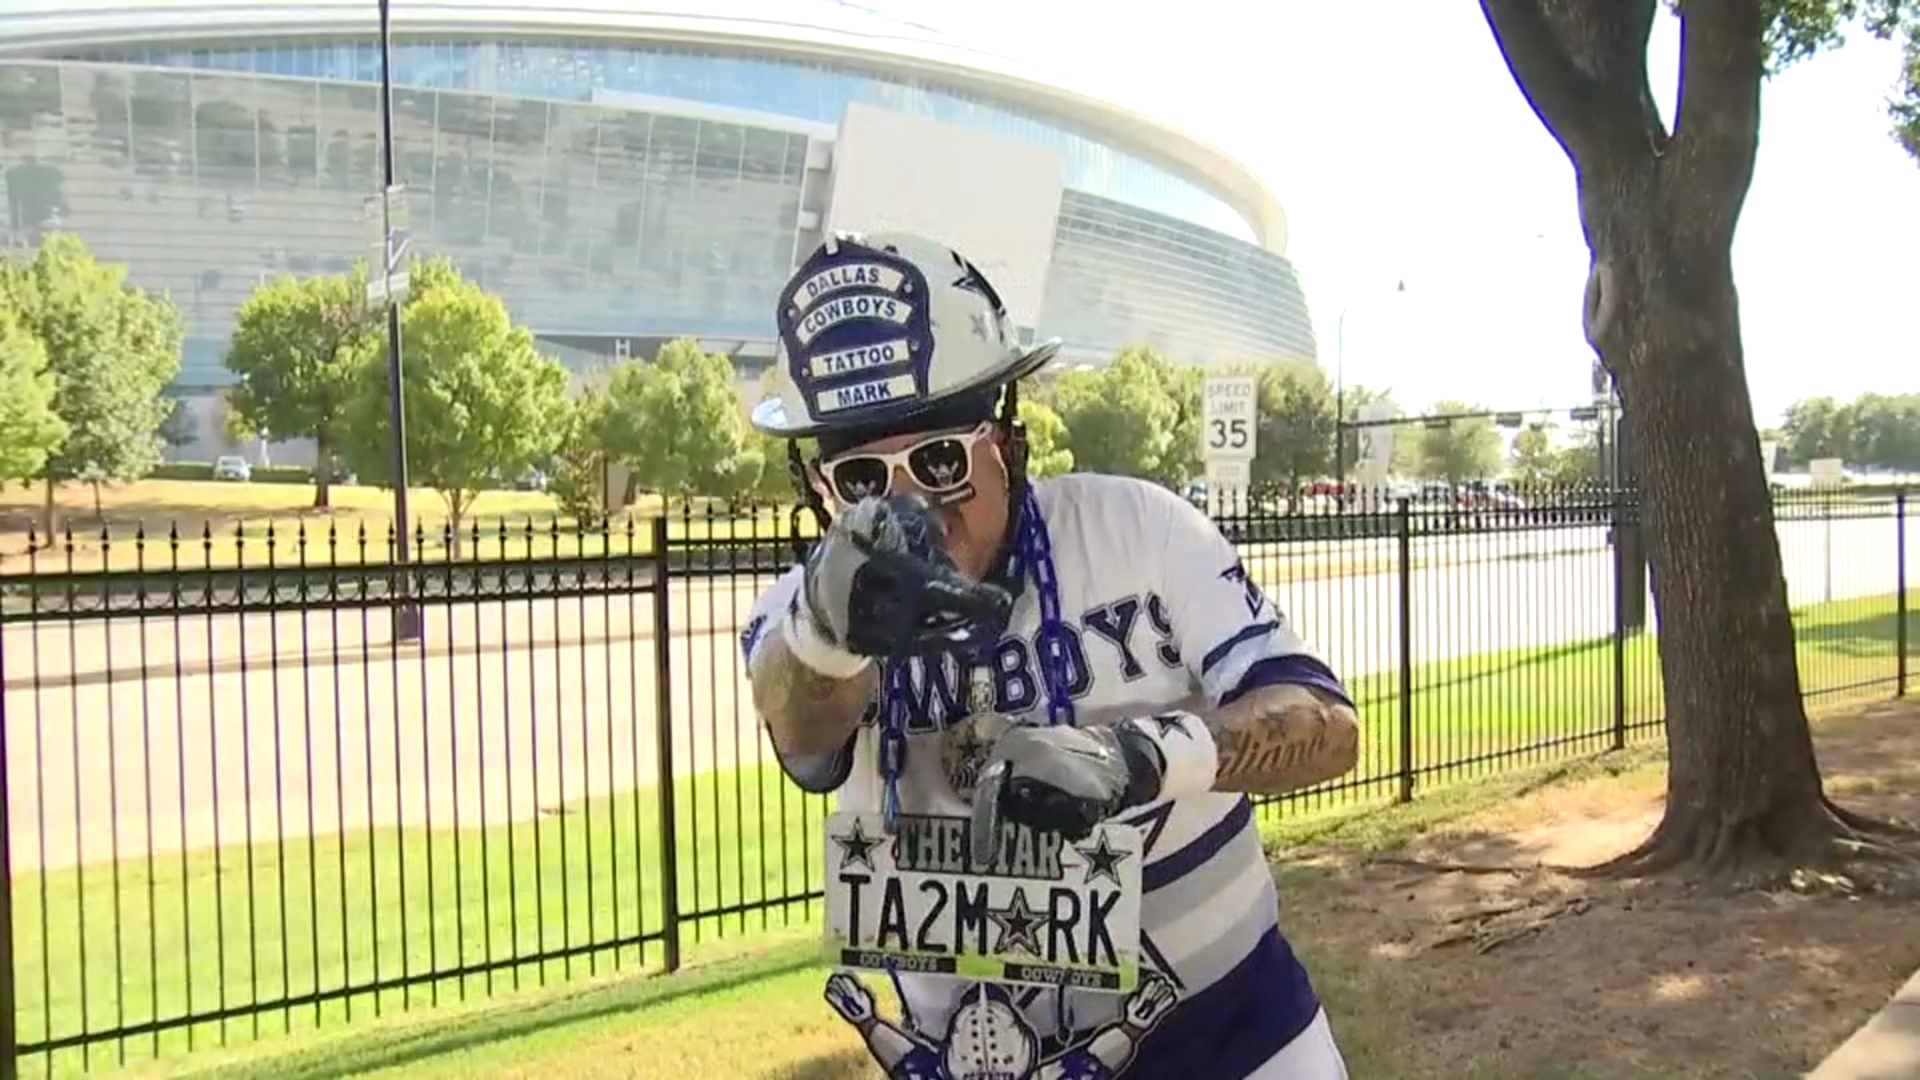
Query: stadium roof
[{"left": 0, "top": 0, "right": 1289, "bottom": 252}]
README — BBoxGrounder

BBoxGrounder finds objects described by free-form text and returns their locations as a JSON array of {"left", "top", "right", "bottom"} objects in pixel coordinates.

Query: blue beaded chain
[{"left": 877, "top": 487, "right": 1073, "bottom": 831}]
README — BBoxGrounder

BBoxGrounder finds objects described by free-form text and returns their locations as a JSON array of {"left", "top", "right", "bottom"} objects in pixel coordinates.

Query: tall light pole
[
  {"left": 1334, "top": 279, "right": 1406, "bottom": 488},
  {"left": 377, "top": 0, "right": 420, "bottom": 642}
]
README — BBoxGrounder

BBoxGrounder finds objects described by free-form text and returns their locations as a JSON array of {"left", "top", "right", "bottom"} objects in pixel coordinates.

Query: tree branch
[
  {"left": 1671, "top": 0, "right": 1768, "bottom": 239},
  {"left": 1480, "top": 0, "right": 1670, "bottom": 166}
]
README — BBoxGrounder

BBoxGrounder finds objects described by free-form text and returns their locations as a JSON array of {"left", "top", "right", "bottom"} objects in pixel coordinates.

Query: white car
[{"left": 212, "top": 455, "right": 252, "bottom": 482}]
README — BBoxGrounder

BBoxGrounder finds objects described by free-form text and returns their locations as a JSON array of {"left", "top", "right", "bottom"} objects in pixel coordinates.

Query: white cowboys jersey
[{"left": 740, "top": 473, "right": 1354, "bottom": 1076}]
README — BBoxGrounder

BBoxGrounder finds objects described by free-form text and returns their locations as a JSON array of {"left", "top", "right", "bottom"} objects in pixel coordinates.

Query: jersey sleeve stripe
[
  {"left": 1223, "top": 654, "right": 1355, "bottom": 709},
  {"left": 1142, "top": 795, "right": 1254, "bottom": 892},
  {"left": 1199, "top": 621, "right": 1280, "bottom": 675}
]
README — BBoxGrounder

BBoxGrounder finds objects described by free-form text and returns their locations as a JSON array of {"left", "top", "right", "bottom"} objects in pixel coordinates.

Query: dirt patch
[{"left": 1281, "top": 697, "right": 1920, "bottom": 1080}]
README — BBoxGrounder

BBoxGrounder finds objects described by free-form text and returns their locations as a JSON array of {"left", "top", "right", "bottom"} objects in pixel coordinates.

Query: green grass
[
  {"left": 9, "top": 761, "right": 829, "bottom": 1077},
  {"left": 8, "top": 589, "right": 1914, "bottom": 1076}
]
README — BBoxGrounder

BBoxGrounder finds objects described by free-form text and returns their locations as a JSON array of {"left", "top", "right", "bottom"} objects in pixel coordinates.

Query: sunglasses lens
[
  {"left": 828, "top": 458, "right": 891, "bottom": 502},
  {"left": 908, "top": 437, "right": 972, "bottom": 491}
]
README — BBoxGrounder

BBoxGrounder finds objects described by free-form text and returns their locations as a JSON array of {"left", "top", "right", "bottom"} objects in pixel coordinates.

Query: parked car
[{"left": 213, "top": 455, "right": 252, "bottom": 482}]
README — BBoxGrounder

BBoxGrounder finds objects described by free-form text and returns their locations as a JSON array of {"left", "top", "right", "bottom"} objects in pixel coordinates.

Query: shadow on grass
[
  {"left": 191, "top": 942, "right": 823, "bottom": 1080},
  {"left": 1792, "top": 605, "right": 1910, "bottom": 654}
]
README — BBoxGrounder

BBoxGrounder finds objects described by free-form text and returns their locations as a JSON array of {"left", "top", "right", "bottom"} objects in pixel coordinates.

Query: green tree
[
  {"left": 1508, "top": 422, "right": 1560, "bottom": 487},
  {"left": 340, "top": 275, "right": 570, "bottom": 550},
  {"left": 1054, "top": 347, "right": 1187, "bottom": 485},
  {"left": 599, "top": 338, "right": 748, "bottom": 499},
  {"left": 548, "top": 385, "right": 612, "bottom": 525},
  {"left": 1017, "top": 398, "right": 1074, "bottom": 478},
  {"left": 224, "top": 266, "right": 373, "bottom": 507},
  {"left": 1478, "top": 0, "right": 1920, "bottom": 875},
  {"left": 1159, "top": 360, "right": 1206, "bottom": 486},
  {"left": 157, "top": 395, "right": 198, "bottom": 451},
  {"left": 0, "top": 233, "right": 182, "bottom": 530},
  {"left": 0, "top": 310, "right": 67, "bottom": 487},
  {"left": 1844, "top": 391, "right": 1920, "bottom": 470},
  {"left": 1780, "top": 395, "right": 1851, "bottom": 464},
  {"left": 1249, "top": 361, "right": 1336, "bottom": 499},
  {"left": 1408, "top": 400, "right": 1501, "bottom": 483}
]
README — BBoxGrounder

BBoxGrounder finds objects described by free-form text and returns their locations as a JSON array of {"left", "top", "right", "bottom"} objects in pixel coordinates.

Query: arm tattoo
[
  {"left": 1203, "top": 683, "right": 1360, "bottom": 795},
  {"left": 748, "top": 625, "right": 879, "bottom": 759}
]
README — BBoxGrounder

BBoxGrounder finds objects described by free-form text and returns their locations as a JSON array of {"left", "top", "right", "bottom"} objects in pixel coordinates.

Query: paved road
[{"left": 5, "top": 514, "right": 1911, "bottom": 872}]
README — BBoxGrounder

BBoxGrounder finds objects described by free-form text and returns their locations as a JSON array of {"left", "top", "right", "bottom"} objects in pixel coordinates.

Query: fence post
[
  {"left": 1, "top": 624, "right": 15, "bottom": 1080},
  {"left": 1898, "top": 487, "right": 1909, "bottom": 698},
  {"left": 1612, "top": 487, "right": 1628, "bottom": 750},
  {"left": 650, "top": 515, "right": 681, "bottom": 973},
  {"left": 1396, "top": 497, "right": 1415, "bottom": 804}
]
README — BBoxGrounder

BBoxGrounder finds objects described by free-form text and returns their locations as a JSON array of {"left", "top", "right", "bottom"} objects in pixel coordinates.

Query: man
[{"left": 740, "top": 231, "right": 1360, "bottom": 1078}]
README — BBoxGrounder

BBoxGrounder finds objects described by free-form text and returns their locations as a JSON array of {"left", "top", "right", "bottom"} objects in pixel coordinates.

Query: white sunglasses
[{"left": 817, "top": 421, "right": 996, "bottom": 504}]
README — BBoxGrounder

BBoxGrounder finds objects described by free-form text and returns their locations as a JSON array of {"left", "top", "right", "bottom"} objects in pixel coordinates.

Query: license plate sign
[{"left": 823, "top": 812, "right": 1142, "bottom": 992}]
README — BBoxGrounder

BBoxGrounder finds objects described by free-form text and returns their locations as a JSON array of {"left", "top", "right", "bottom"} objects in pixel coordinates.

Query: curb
[{"left": 1808, "top": 968, "right": 1920, "bottom": 1078}]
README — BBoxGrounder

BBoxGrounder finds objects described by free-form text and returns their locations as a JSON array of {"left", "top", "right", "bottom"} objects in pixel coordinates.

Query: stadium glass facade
[{"left": 0, "top": 33, "right": 1316, "bottom": 396}]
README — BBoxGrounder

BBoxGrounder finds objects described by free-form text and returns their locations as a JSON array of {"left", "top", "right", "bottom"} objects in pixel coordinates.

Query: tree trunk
[
  {"left": 1597, "top": 208, "right": 1840, "bottom": 874},
  {"left": 314, "top": 431, "right": 332, "bottom": 510},
  {"left": 40, "top": 476, "right": 56, "bottom": 541},
  {"left": 1478, "top": 0, "right": 1916, "bottom": 882}
]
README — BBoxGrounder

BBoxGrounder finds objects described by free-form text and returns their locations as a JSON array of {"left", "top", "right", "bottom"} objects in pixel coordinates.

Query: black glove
[
  {"left": 969, "top": 722, "right": 1166, "bottom": 862},
  {"left": 801, "top": 494, "right": 1011, "bottom": 660}
]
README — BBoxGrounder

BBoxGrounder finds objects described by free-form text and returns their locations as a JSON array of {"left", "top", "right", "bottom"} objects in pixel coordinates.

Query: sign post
[
  {"left": 1203, "top": 375, "right": 1258, "bottom": 514},
  {"left": 1811, "top": 457, "right": 1844, "bottom": 604}
]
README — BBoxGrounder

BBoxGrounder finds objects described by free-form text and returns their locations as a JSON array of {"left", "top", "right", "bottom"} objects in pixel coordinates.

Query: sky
[{"left": 874, "top": 1, "right": 1920, "bottom": 427}]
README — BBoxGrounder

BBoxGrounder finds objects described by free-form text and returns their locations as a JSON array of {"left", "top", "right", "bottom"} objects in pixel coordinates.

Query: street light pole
[
  {"left": 1333, "top": 279, "right": 1405, "bottom": 490},
  {"left": 377, "top": 0, "right": 420, "bottom": 642}
]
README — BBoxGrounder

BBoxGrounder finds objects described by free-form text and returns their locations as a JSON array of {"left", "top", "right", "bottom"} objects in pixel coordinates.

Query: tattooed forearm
[
  {"left": 1203, "top": 683, "right": 1359, "bottom": 795},
  {"left": 748, "top": 621, "right": 879, "bottom": 759}
]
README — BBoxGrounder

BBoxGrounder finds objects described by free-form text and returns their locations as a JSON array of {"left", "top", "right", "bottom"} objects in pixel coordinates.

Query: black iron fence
[{"left": 0, "top": 485, "right": 1912, "bottom": 1076}]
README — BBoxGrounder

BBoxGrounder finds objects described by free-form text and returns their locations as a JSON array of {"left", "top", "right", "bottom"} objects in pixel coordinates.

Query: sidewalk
[{"left": 1809, "top": 968, "right": 1920, "bottom": 1078}]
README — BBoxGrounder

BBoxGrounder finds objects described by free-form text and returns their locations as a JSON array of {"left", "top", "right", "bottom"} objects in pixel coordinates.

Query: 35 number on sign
[{"left": 1207, "top": 417, "right": 1250, "bottom": 453}]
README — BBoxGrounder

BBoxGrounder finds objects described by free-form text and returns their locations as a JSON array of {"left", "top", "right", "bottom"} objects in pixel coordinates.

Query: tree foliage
[
  {"left": 1054, "top": 346, "right": 1195, "bottom": 487},
  {"left": 1780, "top": 391, "right": 1920, "bottom": 468},
  {"left": 1408, "top": 400, "right": 1502, "bottom": 483},
  {"left": 1249, "top": 361, "right": 1336, "bottom": 496},
  {"left": 1017, "top": 398, "right": 1075, "bottom": 478},
  {"left": 0, "top": 232, "right": 182, "bottom": 526},
  {"left": 599, "top": 338, "right": 748, "bottom": 497},
  {"left": 1508, "top": 421, "right": 1602, "bottom": 486},
  {"left": 340, "top": 273, "right": 570, "bottom": 545},
  {"left": 547, "top": 385, "right": 613, "bottom": 525},
  {"left": 157, "top": 395, "right": 197, "bottom": 450},
  {"left": 0, "top": 310, "right": 67, "bottom": 486},
  {"left": 224, "top": 265, "right": 373, "bottom": 506}
]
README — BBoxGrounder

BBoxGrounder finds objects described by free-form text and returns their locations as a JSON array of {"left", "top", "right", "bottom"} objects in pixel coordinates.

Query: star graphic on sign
[
  {"left": 987, "top": 886, "right": 1049, "bottom": 956},
  {"left": 1147, "top": 713, "right": 1190, "bottom": 739},
  {"left": 1074, "top": 829, "right": 1131, "bottom": 887},
  {"left": 830, "top": 818, "right": 882, "bottom": 872}
]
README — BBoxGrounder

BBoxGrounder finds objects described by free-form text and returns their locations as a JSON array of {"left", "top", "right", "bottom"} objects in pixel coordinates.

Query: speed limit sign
[{"left": 1202, "top": 375, "right": 1257, "bottom": 462}]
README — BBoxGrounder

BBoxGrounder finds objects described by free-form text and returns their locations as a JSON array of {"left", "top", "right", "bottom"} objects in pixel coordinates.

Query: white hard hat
[{"left": 751, "top": 231, "right": 1059, "bottom": 438}]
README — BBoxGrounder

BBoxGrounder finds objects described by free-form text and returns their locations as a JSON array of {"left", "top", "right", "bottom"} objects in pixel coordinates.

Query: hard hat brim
[{"left": 750, "top": 339, "right": 1060, "bottom": 439}]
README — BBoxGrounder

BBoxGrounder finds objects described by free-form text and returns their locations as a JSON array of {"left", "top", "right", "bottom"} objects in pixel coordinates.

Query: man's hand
[
  {"left": 801, "top": 493, "right": 1010, "bottom": 660},
  {"left": 968, "top": 722, "right": 1165, "bottom": 863}
]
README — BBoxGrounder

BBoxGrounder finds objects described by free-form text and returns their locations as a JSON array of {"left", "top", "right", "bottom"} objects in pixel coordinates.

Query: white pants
[{"left": 1242, "top": 1008, "right": 1349, "bottom": 1079}]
